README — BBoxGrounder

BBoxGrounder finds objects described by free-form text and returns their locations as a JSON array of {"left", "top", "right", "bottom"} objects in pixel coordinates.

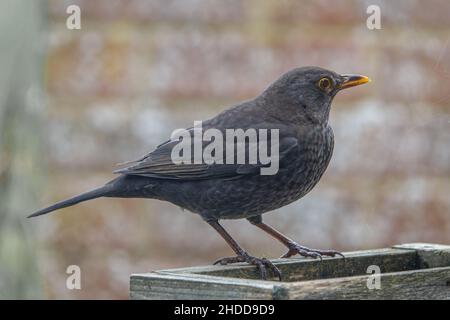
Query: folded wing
[{"left": 114, "top": 133, "right": 298, "bottom": 181}]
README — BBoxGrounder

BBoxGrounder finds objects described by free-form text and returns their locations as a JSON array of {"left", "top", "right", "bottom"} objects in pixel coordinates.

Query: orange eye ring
[{"left": 318, "top": 77, "right": 333, "bottom": 91}]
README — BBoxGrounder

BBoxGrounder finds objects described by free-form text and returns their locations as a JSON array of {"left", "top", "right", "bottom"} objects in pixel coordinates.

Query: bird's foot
[
  {"left": 214, "top": 252, "right": 282, "bottom": 281},
  {"left": 281, "top": 242, "right": 345, "bottom": 260}
]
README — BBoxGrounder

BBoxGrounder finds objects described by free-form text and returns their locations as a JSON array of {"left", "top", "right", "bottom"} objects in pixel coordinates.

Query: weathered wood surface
[{"left": 130, "top": 243, "right": 450, "bottom": 300}]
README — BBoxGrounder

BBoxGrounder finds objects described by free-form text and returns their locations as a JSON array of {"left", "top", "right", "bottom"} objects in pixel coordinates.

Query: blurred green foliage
[{"left": 0, "top": 0, "right": 46, "bottom": 299}]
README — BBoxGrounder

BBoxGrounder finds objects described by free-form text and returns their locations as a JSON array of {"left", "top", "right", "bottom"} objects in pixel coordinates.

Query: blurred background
[{"left": 0, "top": 0, "right": 449, "bottom": 299}]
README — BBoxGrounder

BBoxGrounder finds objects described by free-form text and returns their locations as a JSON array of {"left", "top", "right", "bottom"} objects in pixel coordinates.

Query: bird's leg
[
  {"left": 247, "top": 216, "right": 344, "bottom": 260},
  {"left": 205, "top": 219, "right": 282, "bottom": 280}
]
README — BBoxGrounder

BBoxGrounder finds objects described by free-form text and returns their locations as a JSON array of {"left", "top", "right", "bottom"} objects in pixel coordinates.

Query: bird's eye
[{"left": 318, "top": 77, "right": 333, "bottom": 91}]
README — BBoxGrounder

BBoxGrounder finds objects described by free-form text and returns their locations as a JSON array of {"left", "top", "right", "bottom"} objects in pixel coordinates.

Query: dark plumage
[{"left": 29, "top": 66, "right": 369, "bottom": 280}]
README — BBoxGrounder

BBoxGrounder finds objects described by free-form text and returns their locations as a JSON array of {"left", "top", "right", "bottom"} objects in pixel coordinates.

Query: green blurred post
[{"left": 0, "top": 0, "right": 46, "bottom": 299}]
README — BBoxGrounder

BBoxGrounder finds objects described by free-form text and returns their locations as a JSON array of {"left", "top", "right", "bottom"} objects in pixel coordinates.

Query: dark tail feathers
[{"left": 28, "top": 185, "right": 111, "bottom": 218}]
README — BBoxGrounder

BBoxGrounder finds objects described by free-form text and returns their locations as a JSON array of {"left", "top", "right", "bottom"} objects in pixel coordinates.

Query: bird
[{"left": 29, "top": 66, "right": 370, "bottom": 280}]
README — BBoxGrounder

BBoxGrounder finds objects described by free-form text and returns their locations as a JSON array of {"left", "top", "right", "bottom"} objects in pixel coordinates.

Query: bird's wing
[{"left": 114, "top": 132, "right": 298, "bottom": 181}]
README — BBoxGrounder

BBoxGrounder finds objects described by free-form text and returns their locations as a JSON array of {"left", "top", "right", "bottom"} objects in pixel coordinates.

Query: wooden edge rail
[{"left": 130, "top": 243, "right": 450, "bottom": 300}]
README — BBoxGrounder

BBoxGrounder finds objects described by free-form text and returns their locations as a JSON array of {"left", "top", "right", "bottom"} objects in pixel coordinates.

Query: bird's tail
[{"left": 27, "top": 185, "right": 112, "bottom": 218}]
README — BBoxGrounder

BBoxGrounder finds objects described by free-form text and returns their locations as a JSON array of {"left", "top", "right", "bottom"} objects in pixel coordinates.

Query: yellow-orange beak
[{"left": 339, "top": 74, "right": 371, "bottom": 90}]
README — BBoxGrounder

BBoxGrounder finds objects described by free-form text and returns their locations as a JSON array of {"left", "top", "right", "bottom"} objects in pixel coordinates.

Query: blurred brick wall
[{"left": 37, "top": 0, "right": 450, "bottom": 298}]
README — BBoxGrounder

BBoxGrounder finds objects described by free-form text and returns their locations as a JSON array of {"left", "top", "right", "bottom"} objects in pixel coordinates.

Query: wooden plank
[
  {"left": 284, "top": 266, "right": 450, "bottom": 300},
  {"left": 393, "top": 243, "right": 450, "bottom": 268},
  {"left": 150, "top": 248, "right": 418, "bottom": 282},
  {"left": 130, "top": 272, "right": 284, "bottom": 300}
]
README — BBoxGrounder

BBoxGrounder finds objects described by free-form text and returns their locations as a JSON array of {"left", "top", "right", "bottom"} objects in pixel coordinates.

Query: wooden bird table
[{"left": 130, "top": 243, "right": 450, "bottom": 299}]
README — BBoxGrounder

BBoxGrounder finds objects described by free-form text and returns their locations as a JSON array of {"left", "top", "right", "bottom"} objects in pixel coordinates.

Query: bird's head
[{"left": 260, "top": 66, "right": 370, "bottom": 125}]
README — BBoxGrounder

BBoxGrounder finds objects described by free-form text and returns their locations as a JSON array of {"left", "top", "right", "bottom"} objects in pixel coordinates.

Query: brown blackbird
[{"left": 29, "top": 66, "right": 369, "bottom": 280}]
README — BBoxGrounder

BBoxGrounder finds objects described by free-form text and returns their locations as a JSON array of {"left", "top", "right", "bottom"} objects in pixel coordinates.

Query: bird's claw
[
  {"left": 214, "top": 253, "right": 282, "bottom": 281},
  {"left": 281, "top": 242, "right": 345, "bottom": 260}
]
